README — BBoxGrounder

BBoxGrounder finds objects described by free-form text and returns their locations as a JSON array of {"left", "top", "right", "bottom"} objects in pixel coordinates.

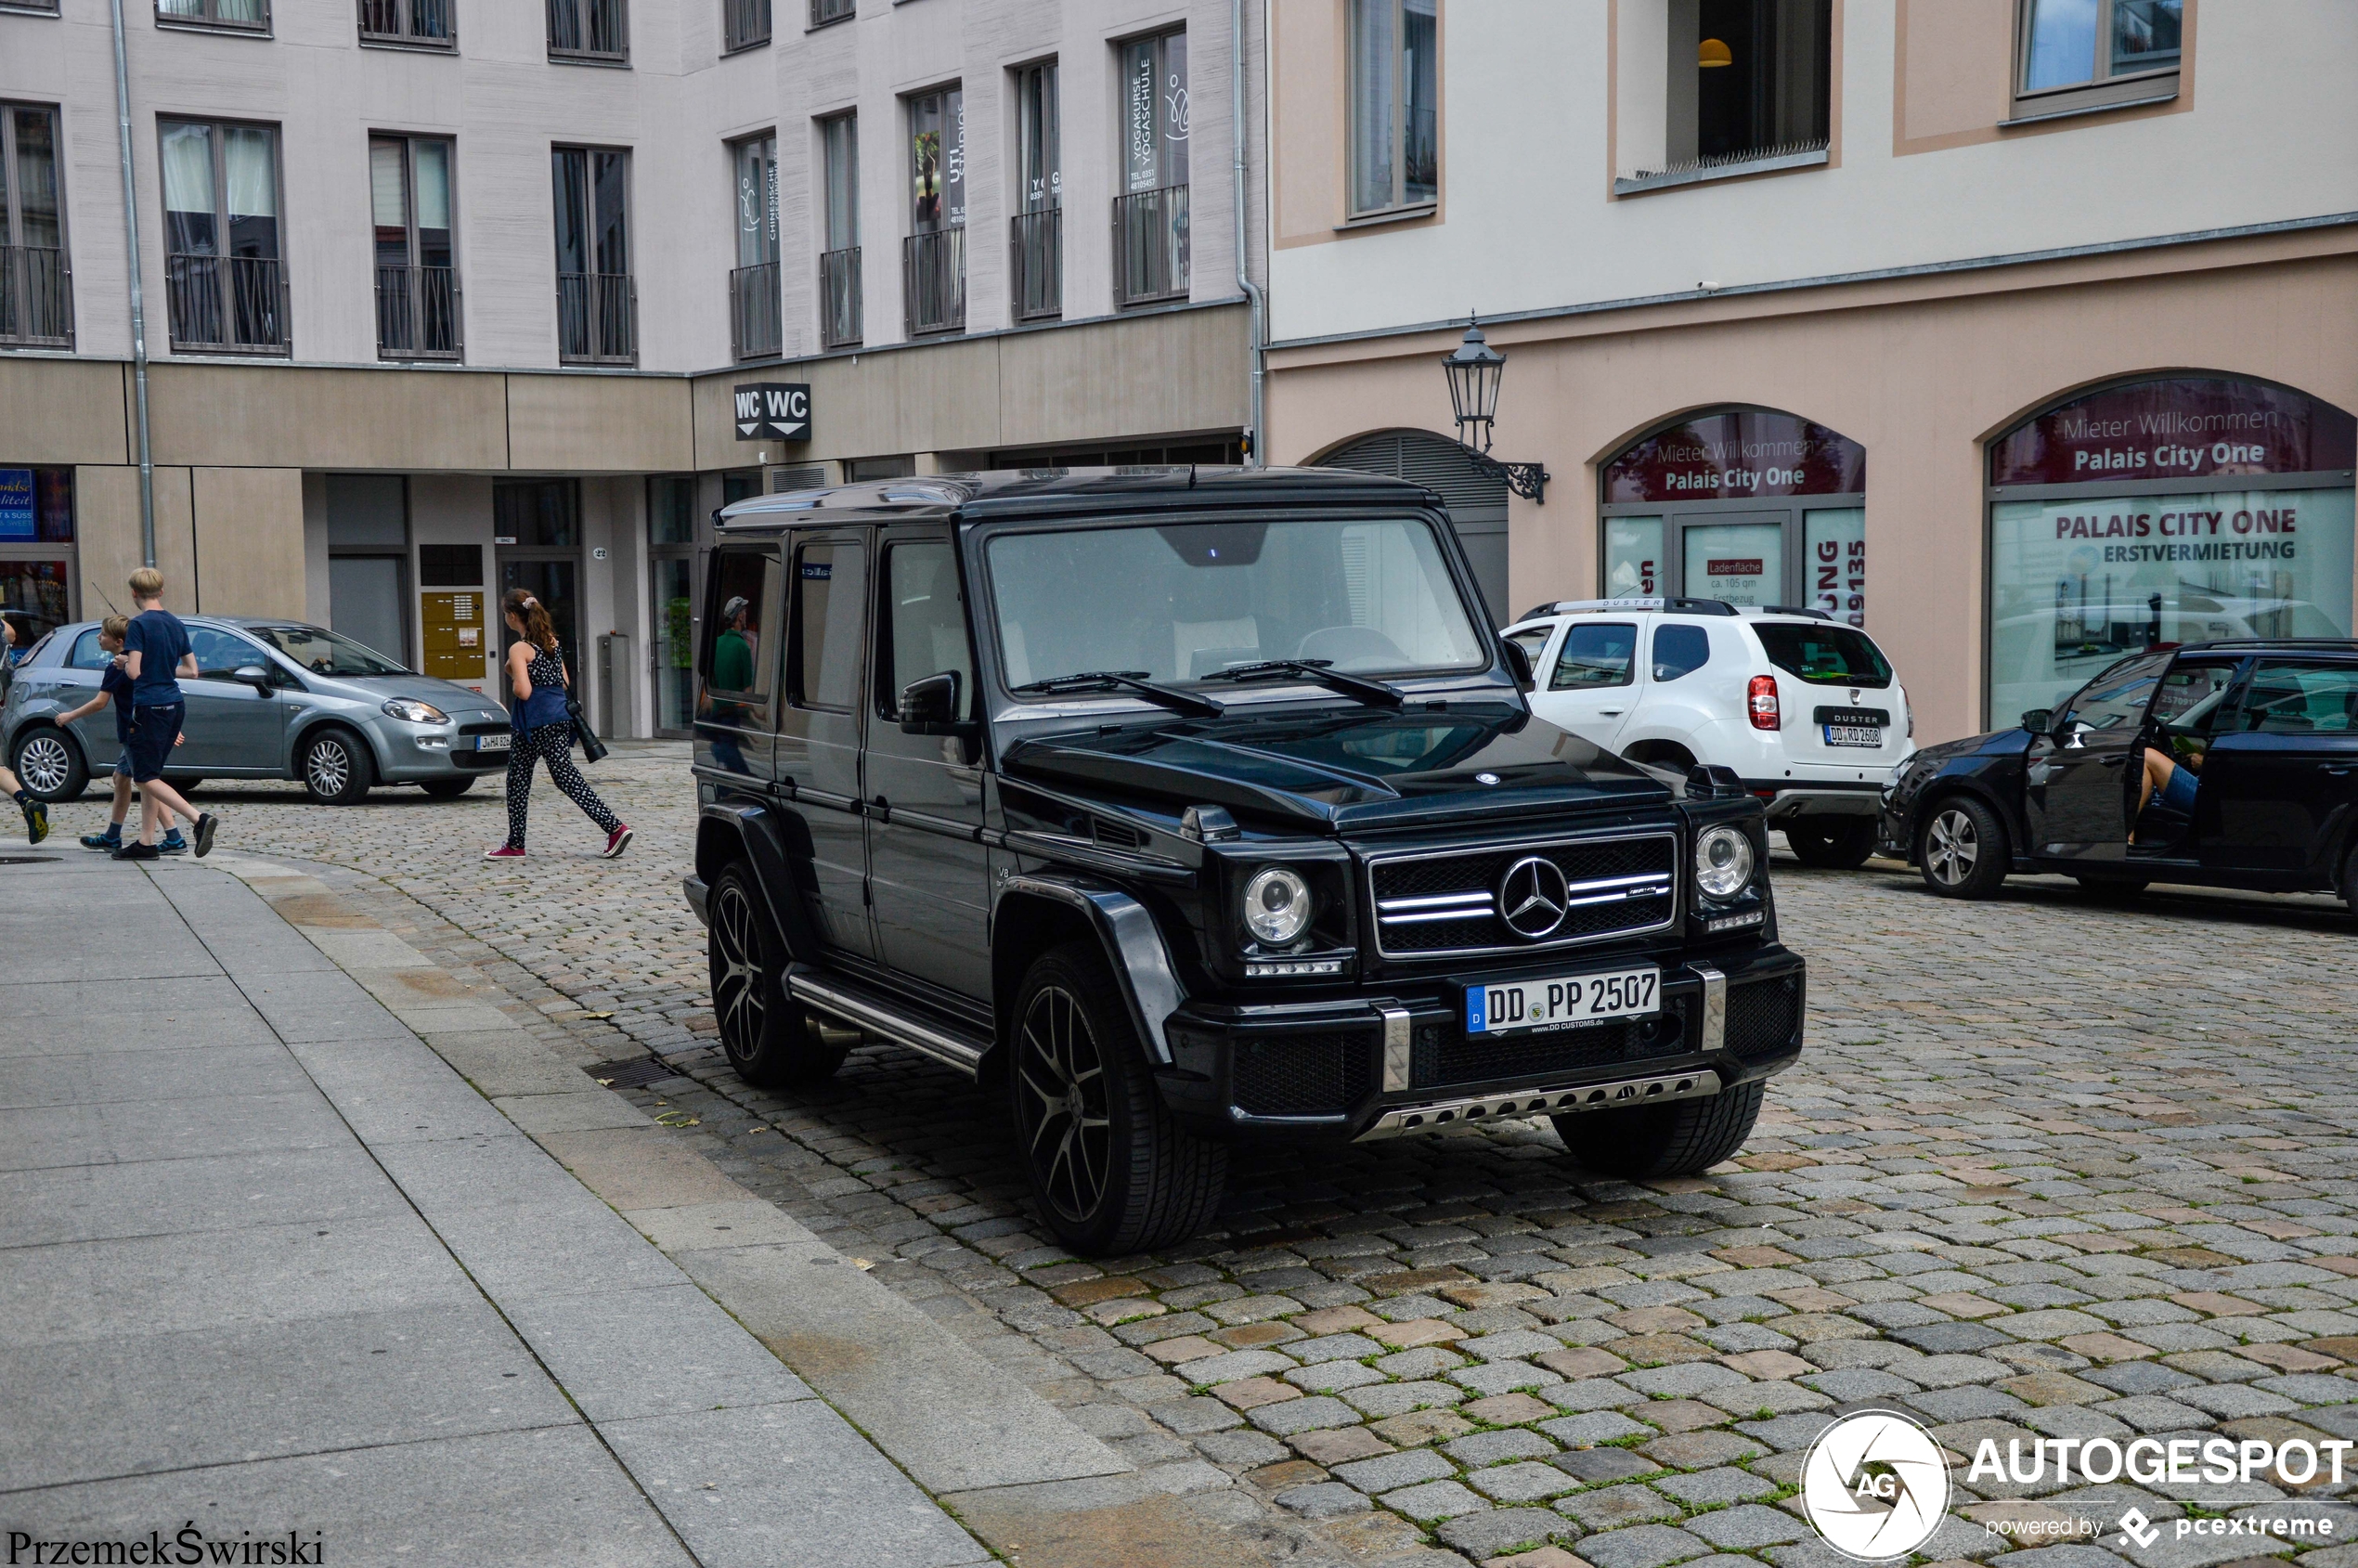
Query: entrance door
[
  {"left": 498, "top": 558, "right": 580, "bottom": 692},
  {"left": 1678, "top": 514, "right": 1788, "bottom": 608},
  {"left": 330, "top": 556, "right": 408, "bottom": 667},
  {"left": 652, "top": 555, "right": 696, "bottom": 737}
]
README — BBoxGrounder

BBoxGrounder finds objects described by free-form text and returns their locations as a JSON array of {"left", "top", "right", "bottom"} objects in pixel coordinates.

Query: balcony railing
[
  {"left": 547, "top": 0, "right": 626, "bottom": 60},
  {"left": 556, "top": 271, "right": 636, "bottom": 364},
  {"left": 901, "top": 227, "right": 964, "bottom": 338},
  {"left": 1113, "top": 185, "right": 1189, "bottom": 308},
  {"left": 729, "top": 260, "right": 781, "bottom": 360},
  {"left": 1010, "top": 208, "right": 1060, "bottom": 323},
  {"left": 165, "top": 253, "right": 289, "bottom": 354},
  {"left": 819, "top": 245, "right": 862, "bottom": 350},
  {"left": 809, "top": 0, "right": 852, "bottom": 25},
  {"left": 358, "top": 0, "right": 452, "bottom": 45},
  {"left": 721, "top": 0, "right": 767, "bottom": 50},
  {"left": 375, "top": 264, "right": 460, "bottom": 360},
  {"left": 0, "top": 247, "right": 72, "bottom": 349}
]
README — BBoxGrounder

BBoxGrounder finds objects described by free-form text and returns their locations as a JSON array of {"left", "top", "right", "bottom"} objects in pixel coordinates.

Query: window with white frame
[{"left": 1348, "top": 0, "right": 1436, "bottom": 217}]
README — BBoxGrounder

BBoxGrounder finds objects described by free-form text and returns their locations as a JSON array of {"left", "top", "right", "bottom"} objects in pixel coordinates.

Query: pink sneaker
[
  {"left": 602, "top": 825, "right": 634, "bottom": 860},
  {"left": 485, "top": 844, "right": 525, "bottom": 860}
]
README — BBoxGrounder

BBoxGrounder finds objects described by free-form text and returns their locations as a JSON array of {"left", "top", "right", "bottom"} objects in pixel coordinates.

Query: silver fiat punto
[{"left": 2, "top": 617, "right": 514, "bottom": 805}]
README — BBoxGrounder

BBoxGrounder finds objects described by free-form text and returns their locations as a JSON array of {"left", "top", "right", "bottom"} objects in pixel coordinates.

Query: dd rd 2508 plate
[{"left": 1464, "top": 965, "right": 1660, "bottom": 1036}]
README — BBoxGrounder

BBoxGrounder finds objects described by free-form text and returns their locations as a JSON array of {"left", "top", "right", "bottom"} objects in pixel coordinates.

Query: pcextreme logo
[{"left": 1799, "top": 1409, "right": 1952, "bottom": 1562}]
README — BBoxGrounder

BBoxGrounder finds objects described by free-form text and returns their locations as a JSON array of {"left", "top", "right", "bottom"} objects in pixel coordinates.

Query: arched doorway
[
  {"left": 1986, "top": 373, "right": 2357, "bottom": 725},
  {"left": 1600, "top": 408, "right": 1865, "bottom": 622},
  {"left": 1317, "top": 429, "right": 1509, "bottom": 624}
]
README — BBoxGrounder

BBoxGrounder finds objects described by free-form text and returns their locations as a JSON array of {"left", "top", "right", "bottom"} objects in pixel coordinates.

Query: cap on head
[{"left": 722, "top": 596, "right": 750, "bottom": 622}]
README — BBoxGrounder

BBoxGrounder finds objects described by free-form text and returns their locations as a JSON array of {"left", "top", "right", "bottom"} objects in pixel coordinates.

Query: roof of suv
[
  {"left": 1511, "top": 597, "right": 1845, "bottom": 626},
  {"left": 717, "top": 465, "right": 1436, "bottom": 529}
]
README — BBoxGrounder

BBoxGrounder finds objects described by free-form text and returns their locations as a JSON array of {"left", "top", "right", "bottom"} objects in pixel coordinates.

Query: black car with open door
[
  {"left": 1880, "top": 640, "right": 2358, "bottom": 910},
  {"left": 680, "top": 467, "right": 1806, "bottom": 1256}
]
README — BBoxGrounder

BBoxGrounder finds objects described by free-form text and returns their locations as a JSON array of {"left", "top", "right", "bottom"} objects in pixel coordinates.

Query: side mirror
[
  {"left": 2019, "top": 708, "right": 2053, "bottom": 735},
  {"left": 1501, "top": 639, "right": 1535, "bottom": 692},
  {"left": 233, "top": 665, "right": 274, "bottom": 694},
  {"left": 899, "top": 670, "right": 966, "bottom": 734}
]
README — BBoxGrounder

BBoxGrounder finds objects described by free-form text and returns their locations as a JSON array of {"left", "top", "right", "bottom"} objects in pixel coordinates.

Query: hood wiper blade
[
  {"left": 1011, "top": 669, "right": 1225, "bottom": 719},
  {"left": 1200, "top": 658, "right": 1405, "bottom": 709}
]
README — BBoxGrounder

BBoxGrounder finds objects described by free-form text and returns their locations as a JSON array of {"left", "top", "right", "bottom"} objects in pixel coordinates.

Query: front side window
[
  {"left": 986, "top": 516, "right": 1483, "bottom": 691},
  {"left": 1549, "top": 623, "right": 1636, "bottom": 690},
  {"left": 2238, "top": 662, "right": 2358, "bottom": 734},
  {"left": 2061, "top": 651, "right": 2171, "bottom": 732},
  {"left": 370, "top": 135, "right": 458, "bottom": 360},
  {"left": 1752, "top": 623, "right": 1891, "bottom": 687},
  {"left": 158, "top": 0, "right": 267, "bottom": 31},
  {"left": 160, "top": 119, "right": 286, "bottom": 353},
  {"left": 548, "top": 0, "right": 626, "bottom": 62},
  {"left": 793, "top": 539, "right": 866, "bottom": 710},
  {"left": 2021, "top": 0, "right": 2182, "bottom": 104},
  {"left": 878, "top": 539, "right": 972, "bottom": 718},
  {"left": 551, "top": 145, "right": 633, "bottom": 363},
  {"left": 1348, "top": 0, "right": 1436, "bottom": 216},
  {"left": 0, "top": 104, "right": 70, "bottom": 348},
  {"left": 2149, "top": 661, "right": 2237, "bottom": 732},
  {"left": 358, "top": 0, "right": 451, "bottom": 46},
  {"left": 1113, "top": 30, "right": 1188, "bottom": 306},
  {"left": 187, "top": 625, "right": 267, "bottom": 680},
  {"left": 251, "top": 623, "right": 408, "bottom": 677}
]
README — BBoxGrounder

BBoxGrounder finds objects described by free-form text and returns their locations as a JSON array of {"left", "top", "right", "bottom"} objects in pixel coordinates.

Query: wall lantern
[{"left": 1441, "top": 318, "right": 1548, "bottom": 503}]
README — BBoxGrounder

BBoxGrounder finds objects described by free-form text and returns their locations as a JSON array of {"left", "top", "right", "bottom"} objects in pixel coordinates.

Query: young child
[
  {"left": 0, "top": 614, "right": 46, "bottom": 845},
  {"left": 57, "top": 616, "right": 188, "bottom": 854},
  {"left": 115, "top": 567, "right": 217, "bottom": 861}
]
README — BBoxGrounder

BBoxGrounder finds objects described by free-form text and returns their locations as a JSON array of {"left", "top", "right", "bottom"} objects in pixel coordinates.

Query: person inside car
[{"left": 2130, "top": 666, "right": 2235, "bottom": 847}]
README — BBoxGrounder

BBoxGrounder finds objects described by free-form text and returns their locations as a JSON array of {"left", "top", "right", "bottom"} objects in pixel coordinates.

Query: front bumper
[
  {"left": 374, "top": 720, "right": 514, "bottom": 783},
  {"left": 1744, "top": 781, "right": 1889, "bottom": 820},
  {"left": 1154, "top": 943, "right": 1804, "bottom": 1142}
]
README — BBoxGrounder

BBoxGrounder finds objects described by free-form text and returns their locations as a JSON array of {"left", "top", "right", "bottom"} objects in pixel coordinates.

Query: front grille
[
  {"left": 1726, "top": 973, "right": 1803, "bottom": 1060},
  {"left": 1369, "top": 833, "right": 1677, "bottom": 957},
  {"left": 1234, "top": 1030, "right": 1374, "bottom": 1116}
]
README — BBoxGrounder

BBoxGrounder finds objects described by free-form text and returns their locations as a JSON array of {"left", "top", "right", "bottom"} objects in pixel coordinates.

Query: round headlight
[
  {"left": 1242, "top": 866, "right": 1313, "bottom": 945},
  {"left": 382, "top": 698, "right": 448, "bottom": 725},
  {"left": 1694, "top": 824, "right": 1755, "bottom": 901}
]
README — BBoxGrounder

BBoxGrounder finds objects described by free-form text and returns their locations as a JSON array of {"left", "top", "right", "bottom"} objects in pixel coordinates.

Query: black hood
[{"left": 1002, "top": 702, "right": 1671, "bottom": 831}]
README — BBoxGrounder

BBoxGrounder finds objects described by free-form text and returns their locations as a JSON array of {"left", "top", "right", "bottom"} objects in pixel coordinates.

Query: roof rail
[
  {"left": 1517, "top": 596, "right": 1738, "bottom": 619},
  {"left": 1751, "top": 604, "right": 1835, "bottom": 621}
]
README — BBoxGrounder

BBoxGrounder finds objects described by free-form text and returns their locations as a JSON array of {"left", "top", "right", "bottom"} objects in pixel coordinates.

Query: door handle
[
  {"left": 2321, "top": 764, "right": 2354, "bottom": 776},
  {"left": 1599, "top": 709, "right": 1623, "bottom": 717},
  {"left": 2100, "top": 755, "right": 2128, "bottom": 767}
]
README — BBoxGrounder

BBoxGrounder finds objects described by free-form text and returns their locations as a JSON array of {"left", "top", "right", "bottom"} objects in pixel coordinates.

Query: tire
[
  {"left": 420, "top": 777, "right": 475, "bottom": 799},
  {"left": 11, "top": 727, "right": 87, "bottom": 803},
  {"left": 1555, "top": 1081, "right": 1766, "bottom": 1179},
  {"left": 707, "top": 862, "right": 847, "bottom": 1088},
  {"left": 300, "top": 728, "right": 374, "bottom": 806},
  {"left": 1784, "top": 817, "right": 1878, "bottom": 870},
  {"left": 1916, "top": 795, "right": 2010, "bottom": 899},
  {"left": 1009, "top": 940, "right": 1227, "bottom": 1257}
]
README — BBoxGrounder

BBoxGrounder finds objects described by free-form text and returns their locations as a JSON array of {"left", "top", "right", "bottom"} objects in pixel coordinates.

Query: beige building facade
[
  {"left": 0, "top": 0, "right": 1264, "bottom": 735},
  {"left": 1261, "top": 0, "right": 2358, "bottom": 744}
]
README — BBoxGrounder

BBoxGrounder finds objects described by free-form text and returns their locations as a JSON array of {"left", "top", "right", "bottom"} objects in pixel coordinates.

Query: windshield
[
  {"left": 1753, "top": 622, "right": 1892, "bottom": 687},
  {"left": 986, "top": 516, "right": 1486, "bottom": 690},
  {"left": 250, "top": 624, "right": 409, "bottom": 678}
]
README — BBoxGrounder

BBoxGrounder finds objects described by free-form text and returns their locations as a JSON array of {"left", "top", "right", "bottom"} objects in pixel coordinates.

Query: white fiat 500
[{"left": 1504, "top": 598, "right": 1915, "bottom": 868}]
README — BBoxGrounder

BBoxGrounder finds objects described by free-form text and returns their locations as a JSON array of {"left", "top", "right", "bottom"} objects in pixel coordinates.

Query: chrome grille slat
[{"left": 1366, "top": 830, "right": 1679, "bottom": 958}]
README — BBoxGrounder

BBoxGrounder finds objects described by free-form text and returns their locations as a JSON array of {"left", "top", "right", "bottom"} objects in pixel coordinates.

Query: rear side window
[
  {"left": 1550, "top": 623, "right": 1635, "bottom": 689},
  {"left": 1652, "top": 624, "right": 1711, "bottom": 681},
  {"left": 1752, "top": 622, "right": 1892, "bottom": 687},
  {"left": 702, "top": 549, "right": 780, "bottom": 700},
  {"left": 2241, "top": 661, "right": 2358, "bottom": 732}
]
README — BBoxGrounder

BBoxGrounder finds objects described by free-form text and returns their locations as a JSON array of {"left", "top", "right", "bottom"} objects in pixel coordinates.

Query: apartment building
[
  {"left": 0, "top": 0, "right": 1263, "bottom": 735},
  {"left": 1263, "top": 0, "right": 2358, "bottom": 741}
]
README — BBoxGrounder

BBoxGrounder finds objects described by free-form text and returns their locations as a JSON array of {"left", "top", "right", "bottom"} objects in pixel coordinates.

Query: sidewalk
[{"left": 0, "top": 850, "right": 992, "bottom": 1566}]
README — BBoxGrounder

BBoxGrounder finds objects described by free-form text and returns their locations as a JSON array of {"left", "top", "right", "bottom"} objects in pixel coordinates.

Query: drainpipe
[
  {"left": 108, "top": 0, "right": 157, "bottom": 567},
  {"left": 1231, "top": 0, "right": 1266, "bottom": 468}
]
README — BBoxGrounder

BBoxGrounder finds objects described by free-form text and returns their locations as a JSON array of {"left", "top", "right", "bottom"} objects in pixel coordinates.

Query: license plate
[
  {"left": 1465, "top": 966, "right": 1660, "bottom": 1036},
  {"left": 474, "top": 732, "right": 512, "bottom": 753},
  {"left": 1823, "top": 724, "right": 1882, "bottom": 748}
]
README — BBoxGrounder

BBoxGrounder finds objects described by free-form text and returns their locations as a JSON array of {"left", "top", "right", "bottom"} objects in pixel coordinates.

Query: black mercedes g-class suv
[{"left": 682, "top": 468, "right": 1805, "bottom": 1255}]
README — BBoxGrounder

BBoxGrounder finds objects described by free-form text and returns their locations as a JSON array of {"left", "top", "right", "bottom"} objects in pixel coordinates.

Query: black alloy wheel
[
  {"left": 1784, "top": 817, "right": 1879, "bottom": 870},
  {"left": 1917, "top": 796, "right": 2009, "bottom": 899},
  {"left": 11, "top": 728, "right": 87, "bottom": 803},
  {"left": 302, "top": 728, "right": 374, "bottom": 806},
  {"left": 707, "top": 862, "right": 845, "bottom": 1087},
  {"left": 1008, "top": 942, "right": 1226, "bottom": 1256}
]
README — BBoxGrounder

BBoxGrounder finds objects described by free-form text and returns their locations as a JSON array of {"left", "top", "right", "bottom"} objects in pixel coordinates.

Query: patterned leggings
[{"left": 502, "top": 724, "right": 620, "bottom": 849}]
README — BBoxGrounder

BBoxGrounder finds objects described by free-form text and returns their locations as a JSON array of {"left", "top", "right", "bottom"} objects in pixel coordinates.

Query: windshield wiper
[
  {"left": 1199, "top": 658, "right": 1405, "bottom": 709},
  {"left": 1011, "top": 669, "right": 1225, "bottom": 719}
]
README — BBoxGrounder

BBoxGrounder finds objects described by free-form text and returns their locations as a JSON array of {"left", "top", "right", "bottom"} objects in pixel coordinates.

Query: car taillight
[{"left": 1747, "top": 674, "right": 1781, "bottom": 731}]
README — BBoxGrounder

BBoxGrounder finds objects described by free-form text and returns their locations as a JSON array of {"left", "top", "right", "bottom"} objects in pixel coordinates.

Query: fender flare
[
  {"left": 996, "top": 874, "right": 1185, "bottom": 1066},
  {"left": 697, "top": 800, "right": 822, "bottom": 962}
]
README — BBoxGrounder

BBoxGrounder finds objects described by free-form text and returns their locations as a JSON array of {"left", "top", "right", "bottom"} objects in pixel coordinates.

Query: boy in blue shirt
[
  {"left": 0, "top": 613, "right": 46, "bottom": 844},
  {"left": 58, "top": 616, "right": 188, "bottom": 853},
  {"left": 114, "top": 567, "right": 217, "bottom": 861}
]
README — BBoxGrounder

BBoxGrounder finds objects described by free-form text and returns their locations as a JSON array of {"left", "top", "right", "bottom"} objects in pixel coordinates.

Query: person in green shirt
[{"left": 710, "top": 595, "right": 756, "bottom": 693}]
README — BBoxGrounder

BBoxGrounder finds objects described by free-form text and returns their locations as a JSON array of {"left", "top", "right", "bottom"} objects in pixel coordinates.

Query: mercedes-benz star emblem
[{"left": 1497, "top": 856, "right": 1571, "bottom": 940}]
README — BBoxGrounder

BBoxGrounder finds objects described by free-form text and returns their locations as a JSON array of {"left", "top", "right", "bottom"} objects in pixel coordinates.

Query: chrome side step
[
  {"left": 784, "top": 966, "right": 991, "bottom": 1080},
  {"left": 1356, "top": 1068, "right": 1722, "bottom": 1142}
]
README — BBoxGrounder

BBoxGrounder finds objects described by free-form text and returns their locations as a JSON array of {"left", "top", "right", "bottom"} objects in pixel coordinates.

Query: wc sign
[{"left": 733, "top": 382, "right": 811, "bottom": 442}]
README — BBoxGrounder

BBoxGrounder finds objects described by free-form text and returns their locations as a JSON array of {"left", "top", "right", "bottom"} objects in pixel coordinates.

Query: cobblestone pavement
[{"left": 58, "top": 750, "right": 2358, "bottom": 1568}]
